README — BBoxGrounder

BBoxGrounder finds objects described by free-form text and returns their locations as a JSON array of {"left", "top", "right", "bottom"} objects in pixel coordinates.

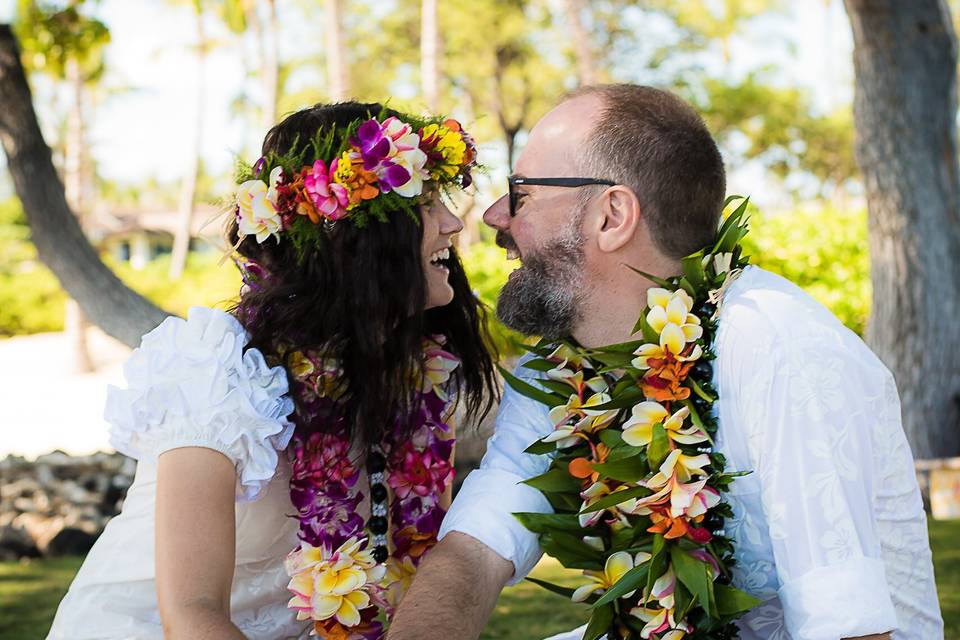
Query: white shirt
[
  {"left": 47, "top": 307, "right": 311, "bottom": 639},
  {"left": 441, "top": 266, "right": 944, "bottom": 640}
]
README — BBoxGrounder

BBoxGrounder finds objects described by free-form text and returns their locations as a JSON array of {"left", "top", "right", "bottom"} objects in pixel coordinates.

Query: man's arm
[{"left": 388, "top": 532, "right": 513, "bottom": 639}]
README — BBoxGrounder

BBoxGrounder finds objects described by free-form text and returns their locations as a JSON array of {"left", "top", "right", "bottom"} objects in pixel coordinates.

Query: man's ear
[{"left": 596, "top": 186, "right": 640, "bottom": 253}]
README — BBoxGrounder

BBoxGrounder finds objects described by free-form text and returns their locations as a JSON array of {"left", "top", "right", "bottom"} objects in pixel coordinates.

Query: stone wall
[{"left": 0, "top": 451, "right": 135, "bottom": 560}]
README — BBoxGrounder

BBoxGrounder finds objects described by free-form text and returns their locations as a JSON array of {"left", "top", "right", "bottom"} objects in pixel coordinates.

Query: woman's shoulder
[{"left": 105, "top": 306, "right": 295, "bottom": 501}]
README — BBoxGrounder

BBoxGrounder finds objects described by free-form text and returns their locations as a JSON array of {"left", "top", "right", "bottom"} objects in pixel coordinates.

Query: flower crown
[{"left": 233, "top": 111, "right": 477, "bottom": 251}]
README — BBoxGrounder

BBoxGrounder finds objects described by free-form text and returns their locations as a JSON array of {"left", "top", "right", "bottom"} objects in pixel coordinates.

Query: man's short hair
[{"left": 570, "top": 84, "right": 726, "bottom": 259}]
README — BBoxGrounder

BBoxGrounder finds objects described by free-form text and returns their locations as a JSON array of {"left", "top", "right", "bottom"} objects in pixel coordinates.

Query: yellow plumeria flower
[
  {"left": 285, "top": 537, "right": 385, "bottom": 627},
  {"left": 382, "top": 554, "right": 418, "bottom": 608},
  {"left": 621, "top": 402, "right": 707, "bottom": 447},
  {"left": 571, "top": 550, "right": 652, "bottom": 603},
  {"left": 632, "top": 288, "right": 703, "bottom": 367},
  {"left": 647, "top": 448, "right": 711, "bottom": 487}
]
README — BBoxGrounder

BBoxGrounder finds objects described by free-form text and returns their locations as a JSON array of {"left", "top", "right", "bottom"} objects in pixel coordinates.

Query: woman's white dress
[{"left": 47, "top": 307, "right": 312, "bottom": 639}]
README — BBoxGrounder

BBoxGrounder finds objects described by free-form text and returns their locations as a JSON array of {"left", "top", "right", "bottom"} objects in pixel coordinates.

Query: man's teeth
[{"left": 429, "top": 247, "right": 451, "bottom": 264}]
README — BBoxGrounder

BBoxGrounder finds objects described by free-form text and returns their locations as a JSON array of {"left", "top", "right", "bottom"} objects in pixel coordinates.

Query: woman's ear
[{"left": 596, "top": 186, "right": 641, "bottom": 253}]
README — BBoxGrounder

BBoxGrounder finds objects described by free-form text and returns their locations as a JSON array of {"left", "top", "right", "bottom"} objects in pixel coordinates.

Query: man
[{"left": 388, "top": 85, "right": 943, "bottom": 639}]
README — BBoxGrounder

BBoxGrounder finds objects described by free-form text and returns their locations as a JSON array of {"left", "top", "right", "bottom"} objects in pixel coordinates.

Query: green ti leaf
[
  {"left": 646, "top": 422, "right": 671, "bottom": 470},
  {"left": 582, "top": 603, "right": 615, "bottom": 640},
  {"left": 524, "top": 577, "right": 579, "bottom": 600},
  {"left": 498, "top": 364, "right": 563, "bottom": 408},
  {"left": 715, "top": 583, "right": 762, "bottom": 617},
  {"left": 592, "top": 562, "right": 650, "bottom": 607},
  {"left": 670, "top": 546, "right": 715, "bottom": 619},
  {"left": 513, "top": 512, "right": 585, "bottom": 535},
  {"left": 523, "top": 438, "right": 557, "bottom": 455},
  {"left": 522, "top": 468, "right": 582, "bottom": 493},
  {"left": 592, "top": 455, "right": 648, "bottom": 483},
  {"left": 580, "top": 484, "right": 651, "bottom": 514},
  {"left": 624, "top": 264, "right": 675, "bottom": 288}
]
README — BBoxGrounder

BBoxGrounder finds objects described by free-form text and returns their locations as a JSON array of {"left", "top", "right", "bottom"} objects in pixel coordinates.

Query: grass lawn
[{"left": 2, "top": 520, "right": 958, "bottom": 640}]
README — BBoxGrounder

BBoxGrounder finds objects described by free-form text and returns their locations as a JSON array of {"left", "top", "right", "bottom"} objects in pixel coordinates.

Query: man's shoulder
[
  {"left": 719, "top": 266, "right": 887, "bottom": 376},
  {"left": 721, "top": 266, "right": 854, "bottom": 342}
]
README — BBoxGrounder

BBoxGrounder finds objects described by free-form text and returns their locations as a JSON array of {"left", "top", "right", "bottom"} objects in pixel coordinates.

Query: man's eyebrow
[{"left": 510, "top": 173, "right": 528, "bottom": 180}]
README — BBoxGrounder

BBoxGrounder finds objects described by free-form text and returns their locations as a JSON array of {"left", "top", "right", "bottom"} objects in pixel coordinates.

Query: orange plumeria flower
[
  {"left": 639, "top": 352, "right": 694, "bottom": 402},
  {"left": 567, "top": 443, "right": 610, "bottom": 486}
]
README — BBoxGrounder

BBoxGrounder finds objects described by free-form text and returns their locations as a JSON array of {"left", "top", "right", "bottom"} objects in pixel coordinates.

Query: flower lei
[
  {"left": 503, "top": 199, "right": 760, "bottom": 640},
  {"left": 232, "top": 110, "right": 477, "bottom": 252},
  {"left": 282, "top": 337, "right": 459, "bottom": 639}
]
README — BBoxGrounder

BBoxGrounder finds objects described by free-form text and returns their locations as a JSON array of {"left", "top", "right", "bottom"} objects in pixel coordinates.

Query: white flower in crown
[
  {"left": 382, "top": 116, "right": 428, "bottom": 198},
  {"left": 236, "top": 166, "right": 283, "bottom": 243}
]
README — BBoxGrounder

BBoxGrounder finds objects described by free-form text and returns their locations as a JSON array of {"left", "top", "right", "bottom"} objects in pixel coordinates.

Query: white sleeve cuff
[
  {"left": 440, "top": 467, "right": 551, "bottom": 585},
  {"left": 778, "top": 555, "right": 898, "bottom": 639}
]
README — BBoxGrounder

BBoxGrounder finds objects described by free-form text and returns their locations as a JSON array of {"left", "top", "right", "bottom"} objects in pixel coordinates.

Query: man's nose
[{"left": 483, "top": 194, "right": 510, "bottom": 230}]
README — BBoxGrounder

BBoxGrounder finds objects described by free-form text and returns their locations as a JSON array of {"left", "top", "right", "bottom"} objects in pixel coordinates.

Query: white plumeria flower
[
  {"left": 578, "top": 482, "right": 638, "bottom": 527},
  {"left": 545, "top": 392, "right": 618, "bottom": 449},
  {"left": 237, "top": 174, "right": 282, "bottom": 243},
  {"left": 713, "top": 251, "right": 733, "bottom": 275}
]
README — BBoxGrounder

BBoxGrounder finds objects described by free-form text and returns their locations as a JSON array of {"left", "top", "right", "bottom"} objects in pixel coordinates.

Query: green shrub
[
  {"left": 741, "top": 206, "right": 870, "bottom": 335},
  {"left": 458, "top": 241, "right": 525, "bottom": 357},
  {"left": 0, "top": 204, "right": 870, "bottom": 341}
]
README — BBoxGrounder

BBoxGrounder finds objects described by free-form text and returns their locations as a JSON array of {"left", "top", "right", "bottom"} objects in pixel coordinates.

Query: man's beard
[{"left": 495, "top": 224, "right": 585, "bottom": 340}]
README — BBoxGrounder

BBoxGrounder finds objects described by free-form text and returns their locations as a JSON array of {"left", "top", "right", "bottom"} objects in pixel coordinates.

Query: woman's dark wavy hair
[{"left": 227, "top": 101, "right": 499, "bottom": 449}]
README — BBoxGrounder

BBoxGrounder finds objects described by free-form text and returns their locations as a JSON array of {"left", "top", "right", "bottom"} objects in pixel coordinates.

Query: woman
[{"left": 47, "top": 101, "right": 498, "bottom": 639}]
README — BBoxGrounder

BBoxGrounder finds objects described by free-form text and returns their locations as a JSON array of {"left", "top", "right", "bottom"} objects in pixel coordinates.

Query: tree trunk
[
  {"left": 324, "top": 0, "right": 350, "bottom": 101},
  {"left": 64, "top": 55, "right": 95, "bottom": 372},
  {"left": 0, "top": 25, "right": 170, "bottom": 348},
  {"left": 843, "top": 0, "right": 960, "bottom": 458},
  {"left": 169, "top": 6, "right": 205, "bottom": 280},
  {"left": 421, "top": 0, "right": 440, "bottom": 110},
  {"left": 562, "top": 0, "right": 598, "bottom": 86}
]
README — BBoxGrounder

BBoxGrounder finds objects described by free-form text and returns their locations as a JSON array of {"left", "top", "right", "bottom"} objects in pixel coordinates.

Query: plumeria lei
[
  {"left": 282, "top": 337, "right": 459, "bottom": 639},
  {"left": 503, "top": 199, "right": 760, "bottom": 640},
  {"left": 233, "top": 110, "right": 476, "bottom": 251}
]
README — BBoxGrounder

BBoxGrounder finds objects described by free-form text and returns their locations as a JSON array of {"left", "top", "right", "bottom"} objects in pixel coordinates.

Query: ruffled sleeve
[{"left": 104, "top": 306, "right": 295, "bottom": 502}]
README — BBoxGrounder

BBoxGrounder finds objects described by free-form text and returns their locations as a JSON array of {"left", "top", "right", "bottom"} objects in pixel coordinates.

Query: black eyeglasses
[{"left": 507, "top": 176, "right": 616, "bottom": 217}]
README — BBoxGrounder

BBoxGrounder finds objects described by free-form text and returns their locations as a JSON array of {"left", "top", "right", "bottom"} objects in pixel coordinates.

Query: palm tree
[
  {"left": 324, "top": 0, "right": 350, "bottom": 101},
  {"left": 15, "top": 0, "right": 110, "bottom": 371},
  {"left": 169, "top": 0, "right": 208, "bottom": 280}
]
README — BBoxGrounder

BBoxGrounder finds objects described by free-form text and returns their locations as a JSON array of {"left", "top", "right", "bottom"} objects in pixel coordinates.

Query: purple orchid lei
[{"left": 283, "top": 337, "right": 458, "bottom": 639}]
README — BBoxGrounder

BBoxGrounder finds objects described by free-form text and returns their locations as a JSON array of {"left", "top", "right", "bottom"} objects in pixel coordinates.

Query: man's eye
[{"left": 514, "top": 193, "right": 528, "bottom": 210}]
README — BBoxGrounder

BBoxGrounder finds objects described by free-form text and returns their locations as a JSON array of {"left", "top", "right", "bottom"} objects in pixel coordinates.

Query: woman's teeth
[
  {"left": 506, "top": 248, "right": 520, "bottom": 261},
  {"left": 429, "top": 247, "right": 451, "bottom": 265}
]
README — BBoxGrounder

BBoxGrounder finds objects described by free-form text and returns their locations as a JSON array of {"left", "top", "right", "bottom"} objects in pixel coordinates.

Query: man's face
[{"left": 483, "top": 95, "right": 602, "bottom": 339}]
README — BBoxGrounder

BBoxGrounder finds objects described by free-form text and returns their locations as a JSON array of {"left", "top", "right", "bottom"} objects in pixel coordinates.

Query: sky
[{"left": 0, "top": 0, "right": 855, "bottom": 210}]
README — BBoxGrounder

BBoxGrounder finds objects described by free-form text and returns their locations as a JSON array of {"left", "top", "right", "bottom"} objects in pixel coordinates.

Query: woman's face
[{"left": 421, "top": 196, "right": 465, "bottom": 310}]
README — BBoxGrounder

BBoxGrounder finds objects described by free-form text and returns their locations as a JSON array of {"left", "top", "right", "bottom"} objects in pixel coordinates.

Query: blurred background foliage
[{"left": 0, "top": 0, "right": 873, "bottom": 350}]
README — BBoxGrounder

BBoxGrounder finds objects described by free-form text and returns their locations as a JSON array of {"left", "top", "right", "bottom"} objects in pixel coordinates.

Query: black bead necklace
[{"left": 366, "top": 447, "right": 389, "bottom": 563}]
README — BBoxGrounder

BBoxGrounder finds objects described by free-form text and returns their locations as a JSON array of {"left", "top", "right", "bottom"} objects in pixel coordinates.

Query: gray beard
[{"left": 495, "top": 227, "right": 585, "bottom": 340}]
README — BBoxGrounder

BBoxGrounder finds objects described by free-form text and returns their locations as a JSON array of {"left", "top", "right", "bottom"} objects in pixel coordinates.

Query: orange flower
[
  {"left": 639, "top": 352, "right": 693, "bottom": 402},
  {"left": 567, "top": 443, "right": 609, "bottom": 486},
  {"left": 647, "top": 506, "right": 712, "bottom": 543},
  {"left": 394, "top": 525, "right": 436, "bottom": 559},
  {"left": 290, "top": 172, "right": 322, "bottom": 224},
  {"left": 647, "top": 508, "right": 690, "bottom": 539},
  {"left": 314, "top": 619, "right": 352, "bottom": 640}
]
